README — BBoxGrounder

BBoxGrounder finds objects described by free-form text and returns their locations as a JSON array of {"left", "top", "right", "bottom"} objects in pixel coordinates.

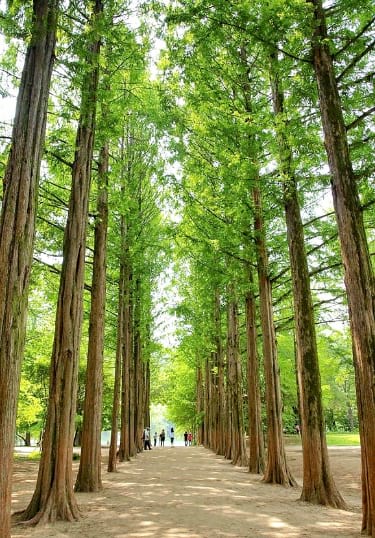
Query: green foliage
[
  {"left": 1, "top": 0, "right": 371, "bottom": 448},
  {"left": 317, "top": 329, "right": 357, "bottom": 431},
  {"left": 159, "top": 348, "right": 197, "bottom": 430},
  {"left": 16, "top": 379, "right": 43, "bottom": 441}
]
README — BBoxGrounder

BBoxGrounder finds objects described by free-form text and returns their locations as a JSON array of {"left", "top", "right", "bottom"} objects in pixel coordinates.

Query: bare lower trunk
[
  {"left": 124, "top": 265, "right": 132, "bottom": 458},
  {"left": 119, "top": 252, "right": 132, "bottom": 462},
  {"left": 214, "top": 290, "right": 226, "bottom": 456},
  {"left": 245, "top": 277, "right": 264, "bottom": 474},
  {"left": 253, "top": 186, "right": 296, "bottom": 487},
  {"left": 134, "top": 277, "right": 144, "bottom": 452},
  {"left": 270, "top": 50, "right": 345, "bottom": 507},
  {"left": 203, "top": 354, "right": 210, "bottom": 448},
  {"left": 227, "top": 290, "right": 248, "bottom": 467},
  {"left": 0, "top": 2, "right": 58, "bottom": 535},
  {"left": 309, "top": 1, "right": 375, "bottom": 531},
  {"left": 196, "top": 366, "right": 204, "bottom": 445},
  {"left": 75, "top": 142, "right": 108, "bottom": 492},
  {"left": 108, "top": 236, "right": 125, "bottom": 473},
  {"left": 17, "top": 1, "right": 102, "bottom": 525},
  {"left": 144, "top": 359, "right": 151, "bottom": 429}
]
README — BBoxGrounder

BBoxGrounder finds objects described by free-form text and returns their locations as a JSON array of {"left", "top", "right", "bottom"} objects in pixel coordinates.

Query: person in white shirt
[{"left": 143, "top": 427, "right": 152, "bottom": 450}]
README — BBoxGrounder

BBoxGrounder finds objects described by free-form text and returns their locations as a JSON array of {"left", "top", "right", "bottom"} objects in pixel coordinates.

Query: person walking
[
  {"left": 184, "top": 431, "right": 188, "bottom": 446},
  {"left": 160, "top": 428, "right": 165, "bottom": 447},
  {"left": 170, "top": 427, "right": 175, "bottom": 446},
  {"left": 188, "top": 431, "right": 193, "bottom": 446},
  {"left": 143, "top": 427, "right": 152, "bottom": 450},
  {"left": 153, "top": 431, "right": 158, "bottom": 447}
]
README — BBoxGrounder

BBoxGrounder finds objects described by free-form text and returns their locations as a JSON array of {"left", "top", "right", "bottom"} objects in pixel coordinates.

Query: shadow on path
[{"left": 12, "top": 445, "right": 362, "bottom": 537}]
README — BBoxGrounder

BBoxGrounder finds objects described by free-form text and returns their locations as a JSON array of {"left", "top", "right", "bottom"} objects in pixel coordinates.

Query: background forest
[{"left": 0, "top": 0, "right": 374, "bottom": 536}]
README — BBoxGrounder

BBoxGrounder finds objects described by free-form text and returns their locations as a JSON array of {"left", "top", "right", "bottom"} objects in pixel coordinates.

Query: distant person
[
  {"left": 188, "top": 432, "right": 192, "bottom": 446},
  {"left": 143, "top": 427, "right": 152, "bottom": 450},
  {"left": 184, "top": 431, "right": 188, "bottom": 446},
  {"left": 295, "top": 424, "right": 301, "bottom": 435},
  {"left": 153, "top": 431, "right": 158, "bottom": 447},
  {"left": 160, "top": 428, "right": 165, "bottom": 447},
  {"left": 170, "top": 427, "right": 175, "bottom": 446}
]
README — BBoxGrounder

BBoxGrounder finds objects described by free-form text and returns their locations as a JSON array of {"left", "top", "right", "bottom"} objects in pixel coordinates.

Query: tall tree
[
  {"left": 18, "top": 0, "right": 102, "bottom": 523},
  {"left": 226, "top": 287, "right": 248, "bottom": 466},
  {"left": 253, "top": 184, "right": 296, "bottom": 487},
  {"left": 108, "top": 249, "right": 125, "bottom": 472},
  {"left": 245, "top": 267, "right": 264, "bottom": 474},
  {"left": 270, "top": 49, "right": 346, "bottom": 507},
  {"left": 309, "top": 0, "right": 375, "bottom": 532},
  {"left": 75, "top": 140, "right": 109, "bottom": 492},
  {"left": 214, "top": 289, "right": 226, "bottom": 456},
  {"left": 0, "top": 1, "right": 58, "bottom": 535}
]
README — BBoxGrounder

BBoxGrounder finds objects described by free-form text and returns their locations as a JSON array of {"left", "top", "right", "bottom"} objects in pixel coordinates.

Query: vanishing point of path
[{"left": 12, "top": 445, "right": 362, "bottom": 537}]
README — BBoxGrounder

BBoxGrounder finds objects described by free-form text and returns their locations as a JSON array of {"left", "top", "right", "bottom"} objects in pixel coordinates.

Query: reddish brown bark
[
  {"left": 253, "top": 186, "right": 296, "bottom": 487},
  {"left": 18, "top": 1, "right": 102, "bottom": 524},
  {"left": 134, "top": 277, "right": 145, "bottom": 452},
  {"left": 75, "top": 142, "right": 109, "bottom": 492},
  {"left": 270, "top": 50, "right": 345, "bottom": 507},
  {"left": 203, "top": 355, "right": 210, "bottom": 448},
  {"left": 119, "top": 248, "right": 132, "bottom": 462},
  {"left": 108, "top": 223, "right": 125, "bottom": 473},
  {"left": 309, "top": 0, "right": 375, "bottom": 531},
  {"left": 245, "top": 279, "right": 264, "bottom": 474},
  {"left": 0, "top": 2, "right": 58, "bottom": 535},
  {"left": 226, "top": 291, "right": 248, "bottom": 467},
  {"left": 196, "top": 366, "right": 204, "bottom": 445},
  {"left": 214, "top": 290, "right": 226, "bottom": 456}
]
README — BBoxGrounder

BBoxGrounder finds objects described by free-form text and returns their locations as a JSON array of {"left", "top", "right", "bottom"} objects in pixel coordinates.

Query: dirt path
[{"left": 12, "top": 445, "right": 362, "bottom": 537}]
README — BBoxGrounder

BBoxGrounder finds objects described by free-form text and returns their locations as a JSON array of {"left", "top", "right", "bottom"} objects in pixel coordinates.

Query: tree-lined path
[
  {"left": 1, "top": 1, "right": 374, "bottom": 537},
  {"left": 12, "top": 445, "right": 362, "bottom": 538}
]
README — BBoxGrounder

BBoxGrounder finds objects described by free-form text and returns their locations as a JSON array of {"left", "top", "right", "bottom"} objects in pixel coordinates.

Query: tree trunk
[
  {"left": 214, "top": 290, "right": 226, "bottom": 456},
  {"left": 129, "top": 290, "right": 137, "bottom": 456},
  {"left": 245, "top": 271, "right": 264, "bottom": 474},
  {"left": 75, "top": 141, "right": 109, "bottom": 492},
  {"left": 119, "top": 248, "right": 132, "bottom": 462},
  {"left": 309, "top": 0, "right": 375, "bottom": 531},
  {"left": 108, "top": 218, "right": 125, "bottom": 473},
  {"left": 269, "top": 50, "right": 346, "bottom": 507},
  {"left": 253, "top": 186, "right": 296, "bottom": 487},
  {"left": 203, "top": 354, "right": 210, "bottom": 448},
  {"left": 226, "top": 290, "right": 248, "bottom": 467},
  {"left": 134, "top": 277, "right": 144, "bottom": 452},
  {"left": 209, "top": 352, "right": 219, "bottom": 451},
  {"left": 18, "top": 2, "right": 101, "bottom": 524},
  {"left": 144, "top": 358, "right": 151, "bottom": 429},
  {"left": 124, "top": 263, "right": 133, "bottom": 458},
  {"left": 117, "top": 135, "right": 132, "bottom": 461},
  {"left": 0, "top": 2, "right": 58, "bottom": 535},
  {"left": 238, "top": 44, "right": 289, "bottom": 481},
  {"left": 196, "top": 366, "right": 204, "bottom": 445}
]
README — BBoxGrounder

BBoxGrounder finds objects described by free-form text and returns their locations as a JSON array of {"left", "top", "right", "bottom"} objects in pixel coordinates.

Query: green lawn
[
  {"left": 326, "top": 432, "right": 360, "bottom": 446},
  {"left": 284, "top": 432, "right": 360, "bottom": 446}
]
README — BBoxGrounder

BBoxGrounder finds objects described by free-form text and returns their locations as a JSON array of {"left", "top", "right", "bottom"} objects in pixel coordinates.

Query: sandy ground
[{"left": 11, "top": 444, "right": 362, "bottom": 538}]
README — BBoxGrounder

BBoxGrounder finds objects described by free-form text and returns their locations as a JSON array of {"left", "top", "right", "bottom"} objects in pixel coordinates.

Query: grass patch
[
  {"left": 284, "top": 432, "right": 360, "bottom": 446},
  {"left": 326, "top": 432, "right": 360, "bottom": 446},
  {"left": 14, "top": 450, "right": 41, "bottom": 461},
  {"left": 14, "top": 449, "right": 81, "bottom": 461}
]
